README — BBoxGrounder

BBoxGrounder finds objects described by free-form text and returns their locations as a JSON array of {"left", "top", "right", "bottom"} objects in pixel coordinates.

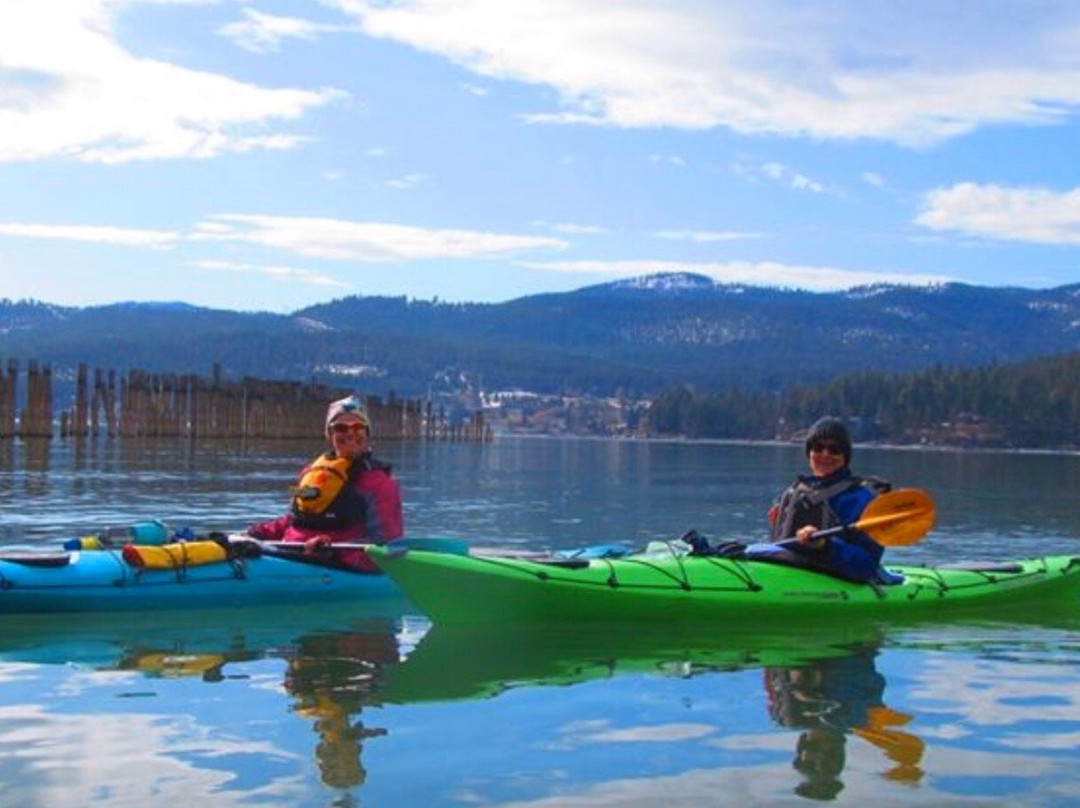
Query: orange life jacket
[{"left": 291, "top": 453, "right": 353, "bottom": 516}]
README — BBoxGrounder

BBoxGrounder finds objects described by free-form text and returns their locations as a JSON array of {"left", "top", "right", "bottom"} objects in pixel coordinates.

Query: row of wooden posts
[{"left": 0, "top": 360, "right": 491, "bottom": 442}]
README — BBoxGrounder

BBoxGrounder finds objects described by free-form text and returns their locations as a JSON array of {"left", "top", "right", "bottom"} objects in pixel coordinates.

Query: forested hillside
[
  {"left": 648, "top": 350, "right": 1080, "bottom": 449},
  {"left": 3, "top": 274, "right": 1080, "bottom": 423}
]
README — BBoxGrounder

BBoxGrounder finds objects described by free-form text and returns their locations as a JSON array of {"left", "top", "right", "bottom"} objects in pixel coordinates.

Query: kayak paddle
[
  {"left": 233, "top": 535, "right": 472, "bottom": 555},
  {"left": 813, "top": 488, "right": 936, "bottom": 547}
]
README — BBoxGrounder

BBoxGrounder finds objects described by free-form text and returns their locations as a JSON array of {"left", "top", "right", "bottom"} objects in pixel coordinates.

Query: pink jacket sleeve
[
  {"left": 247, "top": 513, "right": 293, "bottom": 541},
  {"left": 360, "top": 470, "right": 404, "bottom": 541}
]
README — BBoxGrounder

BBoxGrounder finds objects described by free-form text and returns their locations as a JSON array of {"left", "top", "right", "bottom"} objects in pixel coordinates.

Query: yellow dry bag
[{"left": 122, "top": 540, "right": 228, "bottom": 569}]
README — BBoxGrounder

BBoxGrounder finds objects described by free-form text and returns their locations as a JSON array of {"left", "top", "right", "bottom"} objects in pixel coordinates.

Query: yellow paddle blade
[{"left": 852, "top": 488, "right": 936, "bottom": 547}]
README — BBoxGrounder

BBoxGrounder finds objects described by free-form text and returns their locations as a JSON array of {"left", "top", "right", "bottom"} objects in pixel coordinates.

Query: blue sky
[{"left": 2, "top": 0, "right": 1080, "bottom": 313}]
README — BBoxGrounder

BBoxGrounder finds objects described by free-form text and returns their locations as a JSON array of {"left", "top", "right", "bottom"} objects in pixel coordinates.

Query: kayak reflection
[
  {"left": 381, "top": 619, "right": 928, "bottom": 802},
  {"left": 764, "top": 643, "right": 924, "bottom": 800},
  {"left": 0, "top": 599, "right": 408, "bottom": 670},
  {"left": 380, "top": 619, "right": 888, "bottom": 704}
]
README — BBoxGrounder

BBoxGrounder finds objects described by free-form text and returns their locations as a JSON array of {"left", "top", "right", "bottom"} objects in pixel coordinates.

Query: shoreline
[{"left": 492, "top": 430, "right": 1080, "bottom": 457}]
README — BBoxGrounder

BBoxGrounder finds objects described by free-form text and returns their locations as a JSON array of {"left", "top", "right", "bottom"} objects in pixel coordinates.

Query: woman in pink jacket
[{"left": 247, "top": 396, "right": 403, "bottom": 572}]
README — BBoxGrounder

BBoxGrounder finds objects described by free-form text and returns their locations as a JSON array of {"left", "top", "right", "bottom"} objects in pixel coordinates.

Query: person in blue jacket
[{"left": 747, "top": 416, "right": 892, "bottom": 582}]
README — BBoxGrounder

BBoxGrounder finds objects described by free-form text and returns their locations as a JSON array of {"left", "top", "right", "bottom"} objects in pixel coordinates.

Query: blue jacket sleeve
[{"left": 822, "top": 487, "right": 884, "bottom": 581}]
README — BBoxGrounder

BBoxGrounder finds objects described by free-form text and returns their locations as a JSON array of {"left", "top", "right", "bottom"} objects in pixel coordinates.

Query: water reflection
[
  {"left": 22, "top": 438, "right": 50, "bottom": 473},
  {"left": 381, "top": 621, "right": 937, "bottom": 803},
  {"left": 2, "top": 605, "right": 1080, "bottom": 807},
  {"left": 380, "top": 619, "right": 889, "bottom": 702},
  {"left": 764, "top": 644, "right": 924, "bottom": 800},
  {"left": 19, "top": 438, "right": 52, "bottom": 502},
  {"left": 283, "top": 630, "right": 399, "bottom": 789},
  {"left": 0, "top": 603, "right": 406, "bottom": 672},
  {"left": 0, "top": 602, "right": 410, "bottom": 802},
  {"left": 118, "top": 646, "right": 244, "bottom": 682}
]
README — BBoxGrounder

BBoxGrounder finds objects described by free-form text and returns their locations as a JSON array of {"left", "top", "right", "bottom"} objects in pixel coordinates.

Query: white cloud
[
  {"left": 759, "top": 163, "right": 785, "bottom": 182},
  {"left": 520, "top": 258, "right": 952, "bottom": 291},
  {"left": 0, "top": 221, "right": 180, "bottom": 248},
  {"left": 193, "top": 260, "right": 352, "bottom": 289},
  {"left": 533, "top": 221, "right": 604, "bottom": 233},
  {"left": 862, "top": 171, "right": 886, "bottom": 187},
  {"left": 327, "top": 0, "right": 1080, "bottom": 146},
  {"left": 217, "top": 8, "right": 356, "bottom": 54},
  {"left": 650, "top": 154, "right": 687, "bottom": 168},
  {"left": 651, "top": 230, "right": 766, "bottom": 243},
  {"left": 790, "top": 174, "right": 826, "bottom": 193},
  {"left": 916, "top": 183, "right": 1080, "bottom": 245},
  {"left": 760, "top": 161, "right": 827, "bottom": 194},
  {"left": 0, "top": 0, "right": 343, "bottom": 163},
  {"left": 193, "top": 214, "right": 568, "bottom": 260},
  {"left": 384, "top": 173, "right": 432, "bottom": 190}
]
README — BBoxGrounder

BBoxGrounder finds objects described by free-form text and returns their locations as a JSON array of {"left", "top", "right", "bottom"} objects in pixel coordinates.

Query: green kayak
[{"left": 367, "top": 543, "right": 1080, "bottom": 626}]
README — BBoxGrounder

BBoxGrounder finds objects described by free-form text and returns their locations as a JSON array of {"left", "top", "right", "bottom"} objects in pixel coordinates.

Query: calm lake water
[{"left": 1, "top": 436, "right": 1079, "bottom": 808}]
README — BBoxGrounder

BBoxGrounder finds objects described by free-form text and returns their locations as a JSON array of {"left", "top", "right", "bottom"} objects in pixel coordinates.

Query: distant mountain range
[{"left": 3, "top": 273, "right": 1080, "bottom": 401}]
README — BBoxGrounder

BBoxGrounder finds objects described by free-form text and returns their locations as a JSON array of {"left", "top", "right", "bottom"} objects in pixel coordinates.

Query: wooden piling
[
  {"left": 3, "top": 360, "right": 492, "bottom": 443},
  {"left": 20, "top": 360, "right": 52, "bottom": 439},
  {"left": 74, "top": 363, "right": 89, "bottom": 438},
  {"left": 0, "top": 359, "right": 16, "bottom": 438}
]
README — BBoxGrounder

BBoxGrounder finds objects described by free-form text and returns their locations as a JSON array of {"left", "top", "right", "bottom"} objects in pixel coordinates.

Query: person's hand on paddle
[
  {"left": 795, "top": 525, "right": 826, "bottom": 549},
  {"left": 304, "top": 535, "right": 333, "bottom": 554}
]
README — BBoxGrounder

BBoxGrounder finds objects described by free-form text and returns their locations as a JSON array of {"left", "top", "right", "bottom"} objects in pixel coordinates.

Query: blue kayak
[{"left": 0, "top": 541, "right": 403, "bottom": 614}]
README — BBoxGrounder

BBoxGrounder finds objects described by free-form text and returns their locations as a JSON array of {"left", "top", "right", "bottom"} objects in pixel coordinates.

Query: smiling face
[
  {"left": 807, "top": 439, "right": 847, "bottom": 477},
  {"left": 328, "top": 414, "right": 370, "bottom": 459}
]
